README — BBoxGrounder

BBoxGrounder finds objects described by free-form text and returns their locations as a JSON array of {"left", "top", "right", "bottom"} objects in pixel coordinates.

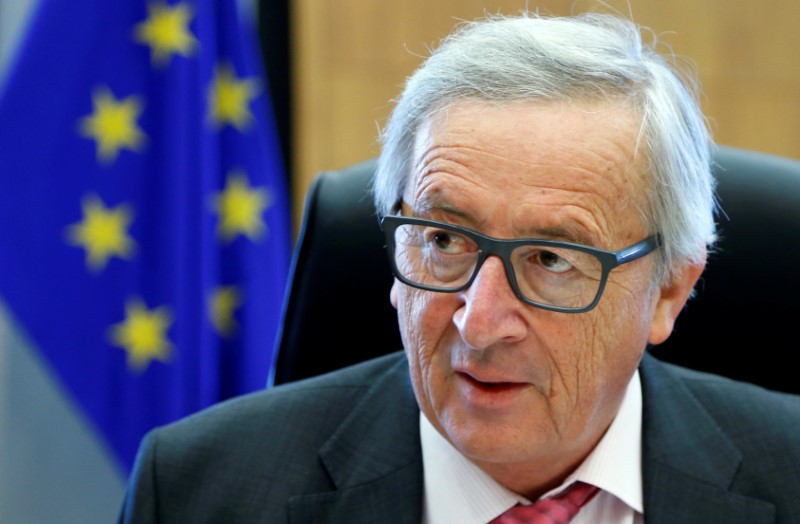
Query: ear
[
  {"left": 390, "top": 279, "right": 400, "bottom": 309},
  {"left": 648, "top": 260, "right": 705, "bottom": 345}
]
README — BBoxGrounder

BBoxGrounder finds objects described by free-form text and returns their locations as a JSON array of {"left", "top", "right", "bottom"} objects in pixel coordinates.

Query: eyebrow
[
  {"left": 529, "top": 226, "right": 593, "bottom": 246},
  {"left": 403, "top": 199, "right": 595, "bottom": 246},
  {"left": 405, "top": 195, "right": 472, "bottom": 221}
]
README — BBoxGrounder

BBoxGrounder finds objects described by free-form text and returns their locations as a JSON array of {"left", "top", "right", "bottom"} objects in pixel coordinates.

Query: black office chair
[{"left": 272, "top": 146, "right": 800, "bottom": 395}]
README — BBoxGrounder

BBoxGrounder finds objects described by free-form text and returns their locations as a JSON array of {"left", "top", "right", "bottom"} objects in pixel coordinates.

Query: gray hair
[{"left": 373, "top": 12, "right": 718, "bottom": 281}]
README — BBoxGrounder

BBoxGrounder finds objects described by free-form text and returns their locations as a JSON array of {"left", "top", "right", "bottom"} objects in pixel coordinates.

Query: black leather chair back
[{"left": 272, "top": 147, "right": 800, "bottom": 395}]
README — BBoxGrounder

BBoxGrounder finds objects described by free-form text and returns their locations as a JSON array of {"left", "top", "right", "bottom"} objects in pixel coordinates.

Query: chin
[{"left": 441, "top": 411, "right": 553, "bottom": 465}]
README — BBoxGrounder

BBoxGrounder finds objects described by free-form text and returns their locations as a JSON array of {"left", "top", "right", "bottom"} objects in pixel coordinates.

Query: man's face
[{"left": 391, "top": 99, "right": 691, "bottom": 495}]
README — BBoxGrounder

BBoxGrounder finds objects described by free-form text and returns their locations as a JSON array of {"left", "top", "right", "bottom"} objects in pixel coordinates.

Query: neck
[{"left": 472, "top": 438, "right": 599, "bottom": 500}]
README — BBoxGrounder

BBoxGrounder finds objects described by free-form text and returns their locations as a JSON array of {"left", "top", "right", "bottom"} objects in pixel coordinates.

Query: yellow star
[
  {"left": 208, "top": 64, "right": 258, "bottom": 131},
  {"left": 134, "top": 2, "right": 197, "bottom": 66},
  {"left": 212, "top": 171, "right": 272, "bottom": 242},
  {"left": 110, "top": 298, "right": 173, "bottom": 372},
  {"left": 79, "top": 86, "right": 146, "bottom": 164},
  {"left": 209, "top": 286, "right": 242, "bottom": 337},
  {"left": 66, "top": 194, "right": 136, "bottom": 272}
]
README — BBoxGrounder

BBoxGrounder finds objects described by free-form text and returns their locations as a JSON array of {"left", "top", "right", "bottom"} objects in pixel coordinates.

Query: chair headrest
[{"left": 273, "top": 147, "right": 800, "bottom": 395}]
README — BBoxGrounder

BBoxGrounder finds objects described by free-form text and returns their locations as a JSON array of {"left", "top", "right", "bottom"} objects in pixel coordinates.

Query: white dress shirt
[{"left": 420, "top": 370, "right": 644, "bottom": 524}]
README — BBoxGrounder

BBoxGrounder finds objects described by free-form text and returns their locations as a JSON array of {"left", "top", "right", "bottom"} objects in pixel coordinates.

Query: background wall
[{"left": 290, "top": 0, "right": 800, "bottom": 228}]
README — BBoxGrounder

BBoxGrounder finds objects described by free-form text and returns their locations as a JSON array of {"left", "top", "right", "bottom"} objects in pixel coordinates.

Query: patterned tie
[{"left": 489, "top": 481, "right": 600, "bottom": 524}]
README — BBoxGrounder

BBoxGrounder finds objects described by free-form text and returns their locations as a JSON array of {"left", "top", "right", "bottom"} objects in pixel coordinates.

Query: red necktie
[{"left": 489, "top": 481, "right": 600, "bottom": 524}]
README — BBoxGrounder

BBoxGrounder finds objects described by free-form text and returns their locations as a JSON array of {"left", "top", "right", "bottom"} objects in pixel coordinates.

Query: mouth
[{"left": 456, "top": 371, "right": 527, "bottom": 393}]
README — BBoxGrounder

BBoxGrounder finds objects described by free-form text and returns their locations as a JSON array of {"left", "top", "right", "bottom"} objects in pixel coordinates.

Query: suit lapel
[
  {"left": 288, "top": 356, "right": 423, "bottom": 524},
  {"left": 639, "top": 354, "right": 775, "bottom": 523}
]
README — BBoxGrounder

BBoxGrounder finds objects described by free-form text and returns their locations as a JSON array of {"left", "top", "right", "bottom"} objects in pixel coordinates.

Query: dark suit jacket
[{"left": 118, "top": 352, "right": 800, "bottom": 523}]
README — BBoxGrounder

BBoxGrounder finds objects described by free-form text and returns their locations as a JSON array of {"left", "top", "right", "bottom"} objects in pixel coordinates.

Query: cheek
[
  {"left": 395, "top": 285, "right": 423, "bottom": 352},
  {"left": 396, "top": 285, "right": 452, "bottom": 348},
  {"left": 537, "top": 315, "right": 605, "bottom": 409},
  {"left": 530, "top": 308, "right": 640, "bottom": 439},
  {"left": 395, "top": 286, "right": 456, "bottom": 404},
  {"left": 584, "top": 282, "right": 655, "bottom": 375},
  {"left": 544, "top": 284, "right": 652, "bottom": 392}
]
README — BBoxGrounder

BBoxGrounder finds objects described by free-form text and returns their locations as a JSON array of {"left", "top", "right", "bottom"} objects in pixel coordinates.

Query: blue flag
[{"left": 0, "top": 0, "right": 292, "bottom": 474}]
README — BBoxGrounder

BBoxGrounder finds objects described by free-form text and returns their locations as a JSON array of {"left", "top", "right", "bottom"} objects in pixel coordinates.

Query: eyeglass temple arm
[{"left": 615, "top": 236, "right": 662, "bottom": 265}]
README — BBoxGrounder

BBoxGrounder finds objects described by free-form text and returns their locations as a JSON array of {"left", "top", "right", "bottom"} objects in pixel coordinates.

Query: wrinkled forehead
[{"left": 410, "top": 98, "right": 647, "bottom": 189}]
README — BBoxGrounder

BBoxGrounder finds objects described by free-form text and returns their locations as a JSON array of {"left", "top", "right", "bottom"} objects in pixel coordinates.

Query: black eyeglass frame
[{"left": 381, "top": 215, "right": 662, "bottom": 313}]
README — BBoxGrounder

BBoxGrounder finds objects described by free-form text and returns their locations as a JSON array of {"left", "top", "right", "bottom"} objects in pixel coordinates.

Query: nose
[{"left": 452, "top": 255, "right": 527, "bottom": 349}]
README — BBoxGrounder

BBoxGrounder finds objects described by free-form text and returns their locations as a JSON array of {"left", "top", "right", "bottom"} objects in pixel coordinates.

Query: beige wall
[{"left": 291, "top": 0, "right": 800, "bottom": 229}]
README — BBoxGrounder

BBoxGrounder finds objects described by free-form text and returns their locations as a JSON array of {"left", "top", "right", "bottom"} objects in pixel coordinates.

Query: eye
[
  {"left": 535, "top": 250, "right": 573, "bottom": 273},
  {"left": 427, "top": 229, "right": 470, "bottom": 254}
]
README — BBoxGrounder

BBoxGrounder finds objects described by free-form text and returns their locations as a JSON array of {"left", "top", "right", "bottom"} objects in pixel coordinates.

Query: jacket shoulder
[
  {"left": 155, "top": 351, "right": 408, "bottom": 458},
  {"left": 657, "top": 358, "right": 800, "bottom": 436},
  {"left": 641, "top": 354, "right": 800, "bottom": 522},
  {"left": 120, "top": 352, "right": 410, "bottom": 523}
]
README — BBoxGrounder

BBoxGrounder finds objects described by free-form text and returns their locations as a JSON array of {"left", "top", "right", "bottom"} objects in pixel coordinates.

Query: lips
[
  {"left": 454, "top": 370, "right": 529, "bottom": 409},
  {"left": 458, "top": 372, "right": 523, "bottom": 391}
]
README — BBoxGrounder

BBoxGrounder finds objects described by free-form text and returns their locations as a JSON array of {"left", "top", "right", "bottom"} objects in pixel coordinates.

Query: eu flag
[{"left": 0, "top": 0, "right": 292, "bottom": 479}]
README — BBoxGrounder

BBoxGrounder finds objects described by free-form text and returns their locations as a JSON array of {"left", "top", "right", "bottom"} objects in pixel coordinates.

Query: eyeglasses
[{"left": 381, "top": 215, "right": 661, "bottom": 313}]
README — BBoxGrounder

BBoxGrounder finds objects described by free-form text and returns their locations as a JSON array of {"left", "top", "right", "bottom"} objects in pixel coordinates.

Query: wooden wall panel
[{"left": 291, "top": 0, "right": 800, "bottom": 228}]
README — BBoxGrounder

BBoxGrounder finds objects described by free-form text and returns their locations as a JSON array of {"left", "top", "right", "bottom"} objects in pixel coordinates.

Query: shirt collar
[{"left": 420, "top": 370, "right": 643, "bottom": 524}]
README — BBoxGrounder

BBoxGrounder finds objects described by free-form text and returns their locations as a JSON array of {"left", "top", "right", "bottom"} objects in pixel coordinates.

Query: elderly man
[{"left": 119, "top": 12, "right": 800, "bottom": 524}]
